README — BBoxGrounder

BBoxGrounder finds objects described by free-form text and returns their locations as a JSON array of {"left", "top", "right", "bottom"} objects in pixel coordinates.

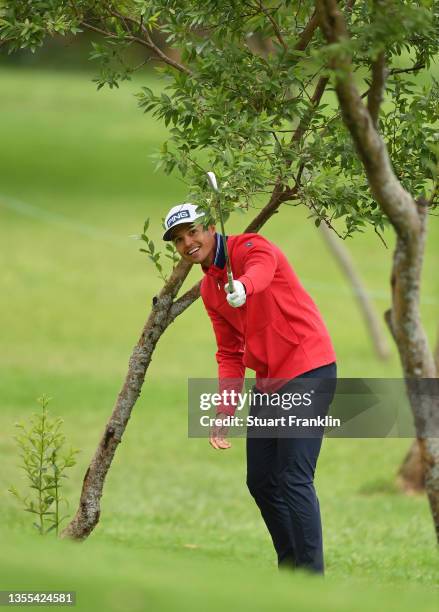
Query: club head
[{"left": 206, "top": 171, "right": 218, "bottom": 192}]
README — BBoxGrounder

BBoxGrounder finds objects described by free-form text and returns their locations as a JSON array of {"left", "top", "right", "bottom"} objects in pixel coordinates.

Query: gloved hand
[{"left": 224, "top": 280, "right": 246, "bottom": 308}]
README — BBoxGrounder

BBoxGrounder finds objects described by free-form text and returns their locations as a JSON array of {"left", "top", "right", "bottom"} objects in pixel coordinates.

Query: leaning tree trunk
[
  {"left": 319, "top": 221, "right": 391, "bottom": 360},
  {"left": 61, "top": 259, "right": 192, "bottom": 539},
  {"left": 317, "top": 0, "right": 439, "bottom": 541}
]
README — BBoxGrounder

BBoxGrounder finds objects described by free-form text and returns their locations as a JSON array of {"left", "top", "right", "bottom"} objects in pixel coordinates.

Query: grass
[
  {"left": 0, "top": 66, "right": 438, "bottom": 610},
  {"left": 2, "top": 530, "right": 438, "bottom": 612}
]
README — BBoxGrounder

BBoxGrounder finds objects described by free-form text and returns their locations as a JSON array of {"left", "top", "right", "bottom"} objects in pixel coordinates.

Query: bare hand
[{"left": 209, "top": 413, "right": 232, "bottom": 450}]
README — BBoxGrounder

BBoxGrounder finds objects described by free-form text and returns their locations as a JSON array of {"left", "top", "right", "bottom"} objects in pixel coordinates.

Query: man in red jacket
[{"left": 163, "top": 203, "right": 337, "bottom": 574}]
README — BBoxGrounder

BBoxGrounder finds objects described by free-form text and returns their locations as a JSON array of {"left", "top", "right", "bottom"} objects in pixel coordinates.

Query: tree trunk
[
  {"left": 396, "top": 438, "right": 425, "bottom": 494},
  {"left": 396, "top": 327, "right": 439, "bottom": 494},
  {"left": 317, "top": 0, "right": 439, "bottom": 542},
  {"left": 384, "top": 205, "right": 439, "bottom": 539},
  {"left": 319, "top": 222, "right": 391, "bottom": 360},
  {"left": 61, "top": 259, "right": 192, "bottom": 539}
]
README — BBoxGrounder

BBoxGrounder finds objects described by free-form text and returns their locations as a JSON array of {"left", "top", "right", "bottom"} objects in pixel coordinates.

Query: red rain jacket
[{"left": 200, "top": 233, "right": 336, "bottom": 415}]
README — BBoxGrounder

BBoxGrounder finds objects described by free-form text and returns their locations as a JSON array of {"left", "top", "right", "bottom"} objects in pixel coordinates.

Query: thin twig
[
  {"left": 110, "top": 9, "right": 193, "bottom": 76},
  {"left": 305, "top": 197, "right": 345, "bottom": 238},
  {"left": 374, "top": 226, "right": 388, "bottom": 248},
  {"left": 82, "top": 13, "right": 192, "bottom": 76},
  {"left": 257, "top": 0, "right": 288, "bottom": 51},
  {"left": 389, "top": 62, "right": 425, "bottom": 76}
]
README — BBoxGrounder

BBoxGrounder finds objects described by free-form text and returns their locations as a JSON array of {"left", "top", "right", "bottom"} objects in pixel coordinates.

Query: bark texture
[
  {"left": 397, "top": 438, "right": 425, "bottom": 495},
  {"left": 61, "top": 259, "right": 192, "bottom": 539},
  {"left": 317, "top": 0, "right": 439, "bottom": 541},
  {"left": 397, "top": 329, "right": 439, "bottom": 493}
]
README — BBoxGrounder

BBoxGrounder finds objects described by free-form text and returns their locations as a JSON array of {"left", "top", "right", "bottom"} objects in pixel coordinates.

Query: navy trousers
[{"left": 246, "top": 362, "right": 337, "bottom": 574}]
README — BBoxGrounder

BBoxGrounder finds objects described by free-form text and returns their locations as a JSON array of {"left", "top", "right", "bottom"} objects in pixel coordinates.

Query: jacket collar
[{"left": 202, "top": 233, "right": 227, "bottom": 278}]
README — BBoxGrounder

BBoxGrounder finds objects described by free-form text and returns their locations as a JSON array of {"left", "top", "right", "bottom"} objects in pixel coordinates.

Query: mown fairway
[{"left": 0, "top": 67, "right": 438, "bottom": 610}]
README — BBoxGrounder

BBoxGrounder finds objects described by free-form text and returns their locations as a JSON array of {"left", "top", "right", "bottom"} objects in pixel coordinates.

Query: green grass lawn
[{"left": 0, "top": 66, "right": 438, "bottom": 611}]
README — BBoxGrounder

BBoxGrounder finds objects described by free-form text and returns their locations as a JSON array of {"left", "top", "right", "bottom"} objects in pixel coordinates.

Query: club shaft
[
  {"left": 216, "top": 197, "right": 234, "bottom": 293},
  {"left": 207, "top": 171, "right": 235, "bottom": 293}
]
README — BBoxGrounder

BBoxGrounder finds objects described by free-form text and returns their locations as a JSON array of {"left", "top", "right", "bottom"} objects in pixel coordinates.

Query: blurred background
[{"left": 1, "top": 33, "right": 438, "bottom": 611}]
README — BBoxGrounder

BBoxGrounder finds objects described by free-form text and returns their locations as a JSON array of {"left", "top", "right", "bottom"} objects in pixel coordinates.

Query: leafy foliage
[
  {"left": 382, "top": 75, "right": 439, "bottom": 200},
  {"left": 132, "top": 217, "right": 179, "bottom": 281},
  {"left": 1, "top": 0, "right": 438, "bottom": 249}
]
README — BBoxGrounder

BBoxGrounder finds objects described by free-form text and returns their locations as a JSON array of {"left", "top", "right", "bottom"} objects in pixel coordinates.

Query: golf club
[{"left": 206, "top": 171, "right": 235, "bottom": 294}]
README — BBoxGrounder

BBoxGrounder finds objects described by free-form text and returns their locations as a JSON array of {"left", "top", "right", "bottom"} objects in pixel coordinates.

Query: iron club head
[{"left": 206, "top": 171, "right": 218, "bottom": 192}]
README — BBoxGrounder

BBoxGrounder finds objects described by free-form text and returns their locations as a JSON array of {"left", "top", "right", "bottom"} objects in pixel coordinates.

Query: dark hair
[{"left": 170, "top": 222, "right": 197, "bottom": 242}]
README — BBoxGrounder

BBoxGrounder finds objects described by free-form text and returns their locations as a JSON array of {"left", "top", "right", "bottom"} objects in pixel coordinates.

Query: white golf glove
[{"left": 224, "top": 280, "right": 246, "bottom": 308}]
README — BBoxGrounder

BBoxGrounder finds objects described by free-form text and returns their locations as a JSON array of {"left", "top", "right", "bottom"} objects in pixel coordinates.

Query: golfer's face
[{"left": 172, "top": 223, "right": 216, "bottom": 266}]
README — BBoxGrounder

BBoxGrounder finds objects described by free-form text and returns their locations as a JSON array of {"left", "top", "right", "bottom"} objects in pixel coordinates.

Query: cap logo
[{"left": 167, "top": 210, "right": 190, "bottom": 228}]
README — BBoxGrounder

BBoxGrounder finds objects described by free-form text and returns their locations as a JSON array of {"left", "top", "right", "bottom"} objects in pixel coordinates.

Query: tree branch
[
  {"left": 295, "top": 0, "right": 355, "bottom": 51},
  {"left": 81, "top": 13, "right": 192, "bottom": 76},
  {"left": 164, "top": 83, "right": 333, "bottom": 312},
  {"left": 256, "top": 0, "right": 288, "bottom": 51},
  {"left": 163, "top": 12, "right": 331, "bottom": 314},
  {"left": 293, "top": 75, "right": 329, "bottom": 145},
  {"left": 110, "top": 9, "right": 193, "bottom": 76},
  {"left": 166, "top": 282, "right": 201, "bottom": 325},
  {"left": 316, "top": 0, "right": 420, "bottom": 239},
  {"left": 294, "top": 10, "right": 320, "bottom": 51},
  {"left": 389, "top": 61, "right": 425, "bottom": 76},
  {"left": 172, "top": 76, "right": 331, "bottom": 310},
  {"left": 247, "top": 74, "right": 331, "bottom": 232},
  {"left": 367, "top": 50, "right": 386, "bottom": 128}
]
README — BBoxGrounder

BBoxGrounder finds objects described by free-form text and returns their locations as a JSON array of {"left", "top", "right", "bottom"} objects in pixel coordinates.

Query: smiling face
[{"left": 171, "top": 223, "right": 217, "bottom": 267}]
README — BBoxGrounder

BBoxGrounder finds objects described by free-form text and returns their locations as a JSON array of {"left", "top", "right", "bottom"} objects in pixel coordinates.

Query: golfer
[{"left": 163, "top": 203, "right": 337, "bottom": 574}]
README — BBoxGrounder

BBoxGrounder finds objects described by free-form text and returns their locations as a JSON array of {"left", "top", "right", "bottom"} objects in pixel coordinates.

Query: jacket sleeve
[
  {"left": 204, "top": 302, "right": 245, "bottom": 416},
  {"left": 236, "top": 235, "right": 278, "bottom": 296}
]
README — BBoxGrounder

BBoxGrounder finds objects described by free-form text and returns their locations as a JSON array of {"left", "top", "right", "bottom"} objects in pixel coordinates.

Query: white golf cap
[{"left": 162, "top": 203, "right": 205, "bottom": 241}]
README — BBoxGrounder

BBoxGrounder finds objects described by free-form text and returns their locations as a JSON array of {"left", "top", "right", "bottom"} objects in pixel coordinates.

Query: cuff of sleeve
[{"left": 238, "top": 275, "right": 254, "bottom": 296}]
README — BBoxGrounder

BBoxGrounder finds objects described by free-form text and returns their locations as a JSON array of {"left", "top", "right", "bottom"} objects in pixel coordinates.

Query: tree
[
  {"left": 1, "top": 0, "right": 438, "bottom": 540},
  {"left": 316, "top": 0, "right": 439, "bottom": 537}
]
